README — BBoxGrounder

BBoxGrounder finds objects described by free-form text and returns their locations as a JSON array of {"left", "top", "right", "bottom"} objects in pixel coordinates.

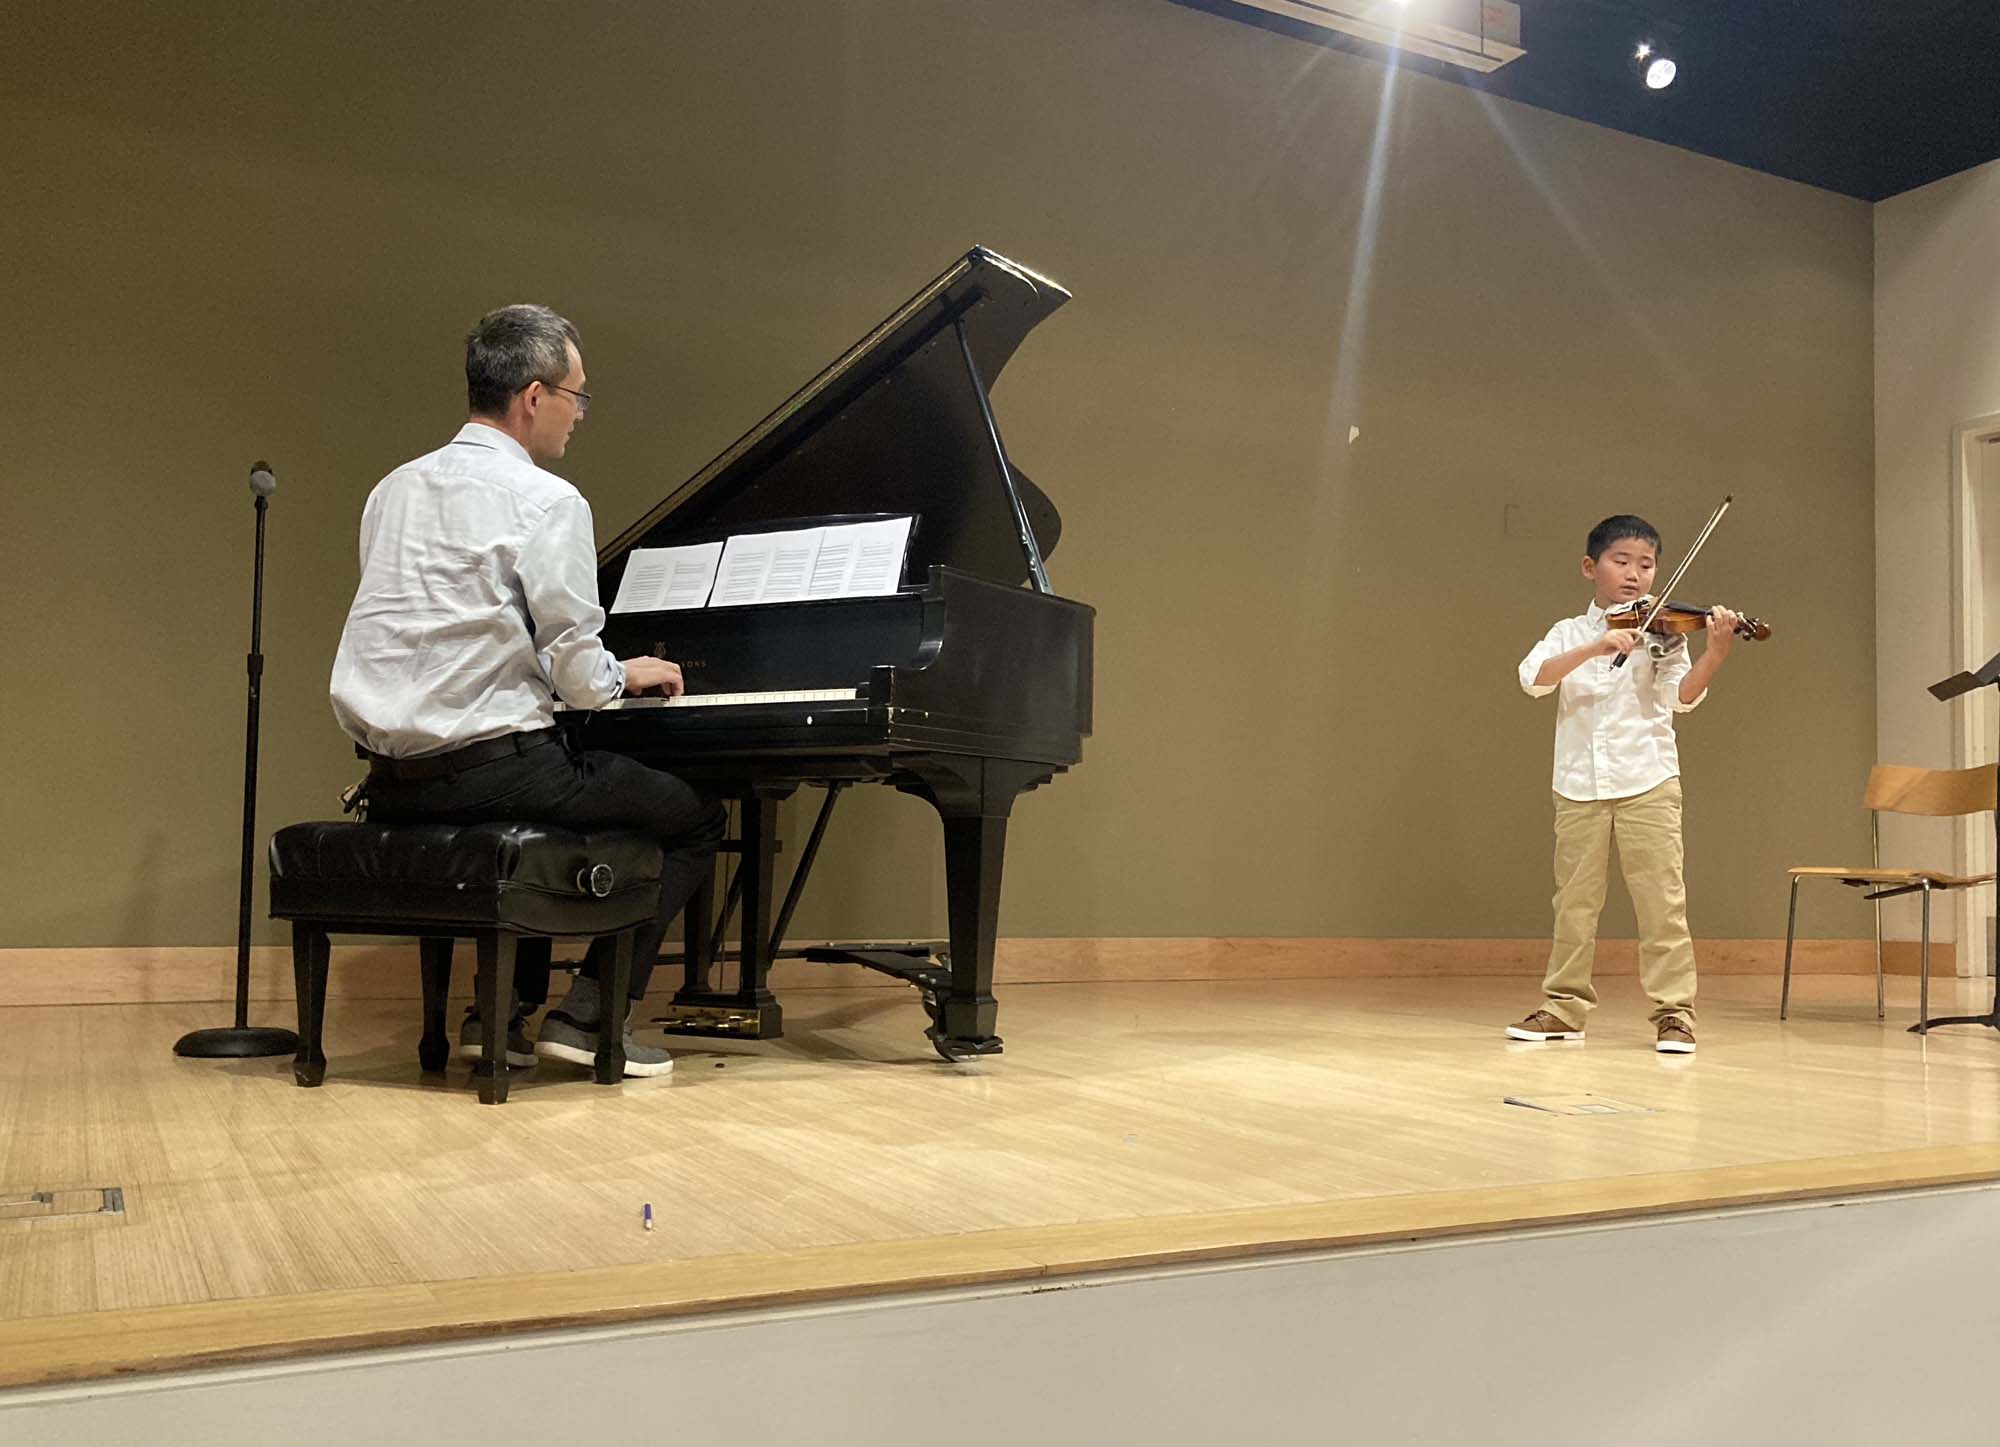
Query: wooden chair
[{"left": 1780, "top": 763, "right": 1997, "bottom": 1031}]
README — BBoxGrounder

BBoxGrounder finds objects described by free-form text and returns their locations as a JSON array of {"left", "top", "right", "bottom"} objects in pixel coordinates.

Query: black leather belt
[{"left": 363, "top": 727, "right": 563, "bottom": 782}]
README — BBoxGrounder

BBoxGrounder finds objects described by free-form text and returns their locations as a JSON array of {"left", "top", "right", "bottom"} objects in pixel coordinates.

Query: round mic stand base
[{"left": 174, "top": 1024, "right": 300, "bottom": 1058}]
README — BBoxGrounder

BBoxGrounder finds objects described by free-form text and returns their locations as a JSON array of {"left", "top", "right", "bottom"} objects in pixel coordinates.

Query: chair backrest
[{"left": 1863, "top": 763, "right": 1999, "bottom": 817}]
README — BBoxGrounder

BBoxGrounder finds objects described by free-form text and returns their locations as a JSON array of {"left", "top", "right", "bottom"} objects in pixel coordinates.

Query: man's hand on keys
[{"left": 621, "top": 656, "right": 685, "bottom": 697}]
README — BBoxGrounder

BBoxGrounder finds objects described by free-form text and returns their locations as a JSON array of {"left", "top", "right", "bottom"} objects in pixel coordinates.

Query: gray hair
[{"left": 465, "top": 304, "right": 580, "bottom": 416}]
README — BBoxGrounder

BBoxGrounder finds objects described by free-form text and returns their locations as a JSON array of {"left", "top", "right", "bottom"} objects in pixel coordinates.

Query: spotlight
[{"left": 1633, "top": 41, "right": 1676, "bottom": 89}]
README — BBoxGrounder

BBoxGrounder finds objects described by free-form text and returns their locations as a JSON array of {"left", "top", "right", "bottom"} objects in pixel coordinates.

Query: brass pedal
[{"left": 653, "top": 1003, "right": 779, "bottom": 1038}]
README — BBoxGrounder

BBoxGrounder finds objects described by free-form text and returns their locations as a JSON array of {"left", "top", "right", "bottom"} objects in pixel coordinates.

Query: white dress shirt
[
  {"left": 330, "top": 422, "right": 626, "bottom": 758},
  {"left": 1517, "top": 598, "right": 1706, "bottom": 802}
]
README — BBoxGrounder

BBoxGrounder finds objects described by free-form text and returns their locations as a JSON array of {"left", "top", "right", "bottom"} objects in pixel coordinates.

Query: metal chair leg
[
  {"left": 1873, "top": 896, "right": 1885, "bottom": 1021},
  {"left": 1870, "top": 809, "right": 1885, "bottom": 1020},
  {"left": 1918, "top": 885, "right": 1932, "bottom": 1034},
  {"left": 1780, "top": 877, "right": 1801, "bottom": 1021}
]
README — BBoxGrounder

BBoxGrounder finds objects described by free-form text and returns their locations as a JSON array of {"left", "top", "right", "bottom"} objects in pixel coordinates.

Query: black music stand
[{"left": 1914, "top": 653, "right": 2000, "bottom": 1032}]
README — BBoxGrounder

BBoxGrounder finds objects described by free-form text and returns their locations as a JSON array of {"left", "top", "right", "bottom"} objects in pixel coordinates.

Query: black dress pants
[{"left": 366, "top": 730, "right": 724, "bottom": 1004}]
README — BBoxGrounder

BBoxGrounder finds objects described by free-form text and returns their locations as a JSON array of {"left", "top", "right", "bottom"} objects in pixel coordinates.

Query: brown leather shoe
[
  {"left": 1505, "top": 1009, "right": 1584, "bottom": 1042},
  {"left": 1655, "top": 1018, "right": 1697, "bottom": 1054}
]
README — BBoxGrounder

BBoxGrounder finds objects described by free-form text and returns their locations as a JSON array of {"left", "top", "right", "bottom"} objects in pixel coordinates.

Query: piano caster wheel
[
  {"left": 930, "top": 1033, "right": 1002, "bottom": 1063},
  {"left": 918, "top": 985, "right": 1001, "bottom": 1061}
]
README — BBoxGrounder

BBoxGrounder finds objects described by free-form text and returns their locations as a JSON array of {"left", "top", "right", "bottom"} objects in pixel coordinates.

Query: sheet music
[
  {"left": 625, "top": 518, "right": 914, "bottom": 610},
  {"left": 712, "top": 526, "right": 825, "bottom": 607},
  {"left": 609, "top": 542, "right": 724, "bottom": 613},
  {"left": 806, "top": 516, "right": 914, "bottom": 599}
]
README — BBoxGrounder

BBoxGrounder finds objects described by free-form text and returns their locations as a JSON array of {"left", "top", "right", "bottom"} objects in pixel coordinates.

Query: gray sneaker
[
  {"left": 456, "top": 1009, "right": 537, "bottom": 1068},
  {"left": 534, "top": 1010, "right": 674, "bottom": 1078}
]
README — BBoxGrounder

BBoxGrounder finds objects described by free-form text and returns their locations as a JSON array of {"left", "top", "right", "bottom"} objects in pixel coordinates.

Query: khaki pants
[{"left": 1541, "top": 777, "right": 1696, "bottom": 1029}]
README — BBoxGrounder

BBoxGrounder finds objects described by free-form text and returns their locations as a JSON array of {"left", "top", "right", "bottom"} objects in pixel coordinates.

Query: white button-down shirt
[
  {"left": 1517, "top": 599, "right": 1706, "bottom": 802},
  {"left": 330, "top": 423, "right": 626, "bottom": 758}
]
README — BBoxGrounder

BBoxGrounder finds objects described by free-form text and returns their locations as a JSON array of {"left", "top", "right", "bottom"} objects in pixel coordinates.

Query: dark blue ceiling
[{"left": 1172, "top": 0, "right": 2000, "bottom": 200}]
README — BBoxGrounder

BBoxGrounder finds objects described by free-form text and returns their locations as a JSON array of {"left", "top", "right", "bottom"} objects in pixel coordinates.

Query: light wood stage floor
[{"left": 5, "top": 973, "right": 2000, "bottom": 1389}]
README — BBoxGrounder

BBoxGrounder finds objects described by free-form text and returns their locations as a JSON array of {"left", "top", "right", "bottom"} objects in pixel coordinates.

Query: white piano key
[{"left": 576, "top": 688, "right": 862, "bottom": 712}]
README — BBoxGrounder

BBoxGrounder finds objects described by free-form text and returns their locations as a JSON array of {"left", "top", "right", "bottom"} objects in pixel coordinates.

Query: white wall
[
  {"left": 1874, "top": 157, "right": 2000, "bottom": 947},
  {"left": 6, "top": 1185, "right": 1999, "bottom": 1446}
]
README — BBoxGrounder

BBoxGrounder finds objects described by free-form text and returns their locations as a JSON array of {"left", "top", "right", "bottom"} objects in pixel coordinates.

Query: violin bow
[{"left": 1611, "top": 493, "right": 1732, "bottom": 669}]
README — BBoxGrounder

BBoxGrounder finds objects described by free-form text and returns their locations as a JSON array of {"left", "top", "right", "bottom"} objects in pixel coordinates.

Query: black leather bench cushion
[{"left": 269, "top": 821, "right": 662, "bottom": 935}]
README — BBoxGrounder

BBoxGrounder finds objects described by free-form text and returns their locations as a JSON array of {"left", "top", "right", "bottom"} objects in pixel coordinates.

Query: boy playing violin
[{"left": 1510, "top": 515, "right": 1744, "bottom": 1053}]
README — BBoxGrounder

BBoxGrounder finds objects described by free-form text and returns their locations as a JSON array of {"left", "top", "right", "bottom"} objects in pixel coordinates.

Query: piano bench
[{"left": 268, "top": 820, "right": 664, "bottom": 1104}]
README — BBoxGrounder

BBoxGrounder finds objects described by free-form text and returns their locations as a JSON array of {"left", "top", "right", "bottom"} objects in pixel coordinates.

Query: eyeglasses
[{"left": 544, "top": 382, "right": 591, "bottom": 417}]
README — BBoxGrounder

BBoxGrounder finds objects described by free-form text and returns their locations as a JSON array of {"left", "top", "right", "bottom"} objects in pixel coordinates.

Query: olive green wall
[{"left": 3, "top": 0, "right": 1874, "bottom": 949}]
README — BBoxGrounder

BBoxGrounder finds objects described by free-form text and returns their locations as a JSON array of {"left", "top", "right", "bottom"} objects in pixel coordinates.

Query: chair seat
[
  {"left": 269, "top": 820, "right": 662, "bottom": 935},
  {"left": 1787, "top": 866, "right": 1994, "bottom": 888}
]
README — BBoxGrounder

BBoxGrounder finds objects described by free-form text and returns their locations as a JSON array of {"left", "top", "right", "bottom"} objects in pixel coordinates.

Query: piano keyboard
[{"left": 584, "top": 688, "right": 862, "bottom": 712}]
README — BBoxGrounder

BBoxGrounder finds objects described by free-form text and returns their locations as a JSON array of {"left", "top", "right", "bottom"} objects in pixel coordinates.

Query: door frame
[{"left": 1947, "top": 413, "right": 2000, "bottom": 975}]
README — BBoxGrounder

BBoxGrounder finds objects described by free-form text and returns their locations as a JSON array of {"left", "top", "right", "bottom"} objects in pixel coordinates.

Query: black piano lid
[{"left": 598, "top": 247, "right": 1071, "bottom": 594}]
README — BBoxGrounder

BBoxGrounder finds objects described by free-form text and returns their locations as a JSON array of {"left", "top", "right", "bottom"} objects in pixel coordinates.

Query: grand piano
[{"left": 567, "top": 247, "right": 1093, "bottom": 1061}]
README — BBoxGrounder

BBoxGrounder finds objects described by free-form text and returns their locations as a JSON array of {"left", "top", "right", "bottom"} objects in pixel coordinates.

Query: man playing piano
[{"left": 330, "top": 303, "right": 724, "bottom": 1077}]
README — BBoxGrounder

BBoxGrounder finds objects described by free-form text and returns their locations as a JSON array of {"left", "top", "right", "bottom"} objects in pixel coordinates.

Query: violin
[
  {"left": 1605, "top": 495, "right": 1769, "bottom": 668},
  {"left": 1605, "top": 598, "right": 1771, "bottom": 647}
]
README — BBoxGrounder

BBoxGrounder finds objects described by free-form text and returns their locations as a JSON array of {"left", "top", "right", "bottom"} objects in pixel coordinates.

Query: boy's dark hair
[
  {"left": 465, "top": 304, "right": 580, "bottom": 417},
  {"left": 1586, "top": 514, "right": 1661, "bottom": 560}
]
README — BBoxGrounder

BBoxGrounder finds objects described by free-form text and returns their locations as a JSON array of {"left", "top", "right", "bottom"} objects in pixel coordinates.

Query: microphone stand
[{"left": 175, "top": 463, "right": 301, "bottom": 1059}]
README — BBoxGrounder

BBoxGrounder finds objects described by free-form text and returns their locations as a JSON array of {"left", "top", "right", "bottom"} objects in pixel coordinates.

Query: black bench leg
[
  {"left": 418, "top": 938, "right": 453, "bottom": 1073},
  {"left": 291, "top": 924, "right": 330, "bottom": 1087},
  {"left": 474, "top": 931, "right": 517, "bottom": 1105},
  {"left": 596, "top": 930, "right": 633, "bottom": 1085}
]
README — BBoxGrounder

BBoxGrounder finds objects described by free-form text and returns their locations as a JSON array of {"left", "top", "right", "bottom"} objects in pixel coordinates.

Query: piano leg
[
  {"left": 731, "top": 795, "right": 784, "bottom": 1031},
  {"left": 903, "top": 757, "right": 1053, "bottom": 1061},
  {"left": 680, "top": 870, "right": 716, "bottom": 996},
  {"left": 936, "top": 813, "right": 1007, "bottom": 1056},
  {"left": 660, "top": 793, "right": 784, "bottom": 1040}
]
